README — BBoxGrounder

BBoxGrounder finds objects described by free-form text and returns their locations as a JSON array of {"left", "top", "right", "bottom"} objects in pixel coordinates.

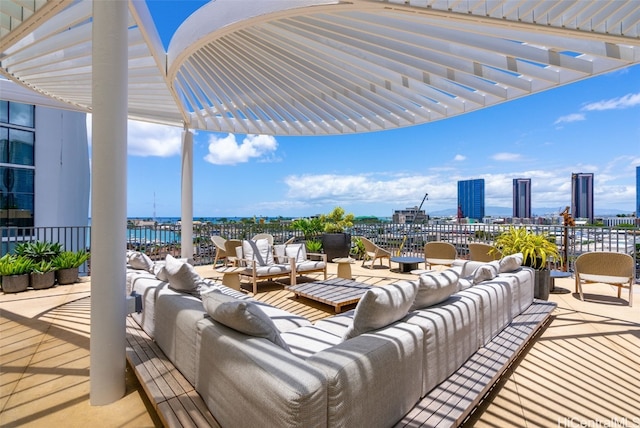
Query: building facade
[
  {"left": 571, "top": 172, "right": 594, "bottom": 223},
  {"left": 457, "top": 179, "right": 485, "bottom": 221},
  {"left": 1, "top": 80, "right": 90, "bottom": 231},
  {"left": 512, "top": 178, "right": 531, "bottom": 219},
  {"left": 392, "top": 207, "right": 427, "bottom": 224}
]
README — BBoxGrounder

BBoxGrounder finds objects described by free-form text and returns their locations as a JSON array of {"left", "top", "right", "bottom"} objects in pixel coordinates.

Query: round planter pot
[
  {"left": 30, "top": 271, "right": 56, "bottom": 290},
  {"left": 2, "top": 274, "right": 30, "bottom": 293},
  {"left": 321, "top": 233, "right": 351, "bottom": 262},
  {"left": 56, "top": 267, "right": 79, "bottom": 285},
  {"left": 533, "top": 269, "right": 550, "bottom": 300}
]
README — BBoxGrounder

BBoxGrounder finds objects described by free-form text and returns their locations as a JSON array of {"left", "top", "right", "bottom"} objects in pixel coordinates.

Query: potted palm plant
[
  {"left": 0, "top": 254, "right": 35, "bottom": 293},
  {"left": 491, "top": 226, "right": 560, "bottom": 300},
  {"left": 30, "top": 260, "right": 56, "bottom": 289},
  {"left": 52, "top": 250, "right": 90, "bottom": 285},
  {"left": 320, "top": 207, "right": 354, "bottom": 262}
]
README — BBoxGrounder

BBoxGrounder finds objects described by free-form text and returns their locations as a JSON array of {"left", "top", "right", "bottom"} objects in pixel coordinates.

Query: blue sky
[{"left": 122, "top": 1, "right": 640, "bottom": 219}]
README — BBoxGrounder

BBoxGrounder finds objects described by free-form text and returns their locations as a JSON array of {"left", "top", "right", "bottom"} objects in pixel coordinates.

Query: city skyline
[{"left": 116, "top": 2, "right": 640, "bottom": 219}]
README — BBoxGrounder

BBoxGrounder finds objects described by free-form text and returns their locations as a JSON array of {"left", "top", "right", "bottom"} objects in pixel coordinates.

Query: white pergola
[{"left": 2, "top": 0, "right": 640, "bottom": 405}]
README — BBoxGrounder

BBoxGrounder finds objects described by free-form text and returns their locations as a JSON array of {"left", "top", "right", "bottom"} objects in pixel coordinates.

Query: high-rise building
[
  {"left": 512, "top": 178, "right": 531, "bottom": 219},
  {"left": 1, "top": 79, "right": 89, "bottom": 232},
  {"left": 457, "top": 179, "right": 485, "bottom": 221},
  {"left": 571, "top": 173, "right": 594, "bottom": 223}
]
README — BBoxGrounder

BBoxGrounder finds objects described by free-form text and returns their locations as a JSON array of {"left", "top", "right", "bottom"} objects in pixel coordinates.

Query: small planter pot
[
  {"left": 30, "top": 271, "right": 56, "bottom": 290},
  {"left": 533, "top": 269, "right": 550, "bottom": 300},
  {"left": 2, "top": 274, "right": 30, "bottom": 293},
  {"left": 56, "top": 267, "right": 79, "bottom": 285}
]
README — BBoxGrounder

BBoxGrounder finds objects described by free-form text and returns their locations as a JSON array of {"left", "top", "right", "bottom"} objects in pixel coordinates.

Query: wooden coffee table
[{"left": 288, "top": 278, "right": 371, "bottom": 313}]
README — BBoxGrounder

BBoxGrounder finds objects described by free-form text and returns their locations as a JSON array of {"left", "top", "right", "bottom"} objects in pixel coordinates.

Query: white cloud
[
  {"left": 86, "top": 115, "right": 182, "bottom": 157},
  {"left": 453, "top": 154, "right": 466, "bottom": 161},
  {"left": 492, "top": 152, "right": 523, "bottom": 161},
  {"left": 554, "top": 113, "right": 585, "bottom": 125},
  {"left": 582, "top": 92, "right": 640, "bottom": 111},
  {"left": 204, "top": 134, "right": 278, "bottom": 165}
]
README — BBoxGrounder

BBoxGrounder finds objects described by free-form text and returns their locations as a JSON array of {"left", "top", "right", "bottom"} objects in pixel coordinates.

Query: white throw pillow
[
  {"left": 412, "top": 268, "right": 460, "bottom": 310},
  {"left": 152, "top": 262, "right": 168, "bottom": 282},
  {"left": 129, "top": 251, "right": 154, "bottom": 272},
  {"left": 164, "top": 254, "right": 202, "bottom": 293},
  {"left": 472, "top": 261, "right": 501, "bottom": 284},
  {"left": 242, "top": 239, "right": 274, "bottom": 266},
  {"left": 285, "top": 243, "right": 307, "bottom": 263},
  {"left": 344, "top": 281, "right": 418, "bottom": 340},
  {"left": 499, "top": 253, "right": 523, "bottom": 273},
  {"left": 201, "top": 290, "right": 290, "bottom": 351}
]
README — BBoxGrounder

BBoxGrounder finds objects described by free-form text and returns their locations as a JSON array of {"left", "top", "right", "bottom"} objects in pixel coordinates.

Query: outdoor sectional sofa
[{"left": 125, "top": 250, "right": 551, "bottom": 427}]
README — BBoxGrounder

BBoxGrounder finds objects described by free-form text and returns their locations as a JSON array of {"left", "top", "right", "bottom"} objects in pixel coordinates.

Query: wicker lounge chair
[
  {"left": 210, "top": 235, "right": 228, "bottom": 266},
  {"left": 575, "top": 251, "right": 634, "bottom": 306},
  {"left": 468, "top": 242, "right": 501, "bottom": 262},
  {"left": 424, "top": 241, "right": 457, "bottom": 269},
  {"left": 359, "top": 236, "right": 391, "bottom": 269}
]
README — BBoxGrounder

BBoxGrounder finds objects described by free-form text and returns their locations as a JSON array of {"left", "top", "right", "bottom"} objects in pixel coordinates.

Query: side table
[
  {"left": 332, "top": 257, "right": 355, "bottom": 279},
  {"left": 550, "top": 270, "right": 572, "bottom": 294},
  {"left": 216, "top": 266, "right": 245, "bottom": 291}
]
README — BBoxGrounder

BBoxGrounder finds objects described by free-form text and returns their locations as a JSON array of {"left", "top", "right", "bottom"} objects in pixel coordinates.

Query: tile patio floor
[{"left": 1, "top": 262, "right": 638, "bottom": 427}]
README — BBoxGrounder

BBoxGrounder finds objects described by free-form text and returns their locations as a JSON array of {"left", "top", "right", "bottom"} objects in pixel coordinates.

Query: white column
[
  {"left": 181, "top": 130, "right": 194, "bottom": 260},
  {"left": 89, "top": 1, "right": 128, "bottom": 405}
]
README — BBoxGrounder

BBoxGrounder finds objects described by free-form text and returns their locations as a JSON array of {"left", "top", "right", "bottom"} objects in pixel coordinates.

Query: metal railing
[{"left": 2, "top": 222, "right": 638, "bottom": 279}]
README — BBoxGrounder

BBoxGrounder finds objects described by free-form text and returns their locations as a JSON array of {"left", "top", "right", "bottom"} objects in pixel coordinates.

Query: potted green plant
[
  {"left": 320, "top": 207, "right": 354, "bottom": 262},
  {"left": 15, "top": 241, "right": 62, "bottom": 264},
  {"left": 0, "top": 254, "right": 35, "bottom": 293},
  {"left": 30, "top": 260, "right": 56, "bottom": 290},
  {"left": 305, "top": 239, "right": 323, "bottom": 254},
  {"left": 291, "top": 217, "right": 324, "bottom": 241},
  {"left": 52, "top": 250, "right": 90, "bottom": 285},
  {"left": 491, "top": 226, "right": 560, "bottom": 300}
]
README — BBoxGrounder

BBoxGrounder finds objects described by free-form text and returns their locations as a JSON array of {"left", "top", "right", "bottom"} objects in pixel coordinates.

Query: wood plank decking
[
  {"left": 397, "top": 299, "right": 556, "bottom": 427},
  {"left": 125, "top": 317, "right": 220, "bottom": 428}
]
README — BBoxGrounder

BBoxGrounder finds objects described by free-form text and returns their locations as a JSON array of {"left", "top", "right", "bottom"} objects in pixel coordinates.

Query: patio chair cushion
[
  {"left": 412, "top": 268, "right": 460, "bottom": 310},
  {"left": 296, "top": 260, "right": 326, "bottom": 273},
  {"left": 285, "top": 243, "right": 307, "bottom": 263},
  {"left": 164, "top": 255, "right": 203, "bottom": 294},
  {"left": 473, "top": 261, "right": 500, "bottom": 284},
  {"left": 129, "top": 251, "right": 154, "bottom": 272},
  {"left": 499, "top": 252, "right": 523, "bottom": 273},
  {"left": 344, "top": 281, "right": 418, "bottom": 340},
  {"left": 242, "top": 239, "right": 274, "bottom": 266},
  {"left": 201, "top": 289, "right": 290, "bottom": 351}
]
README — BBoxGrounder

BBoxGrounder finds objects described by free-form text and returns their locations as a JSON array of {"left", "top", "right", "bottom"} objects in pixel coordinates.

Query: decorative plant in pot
[
  {"left": 15, "top": 241, "right": 62, "bottom": 264},
  {"left": 490, "top": 226, "right": 560, "bottom": 300},
  {"left": 319, "top": 207, "right": 355, "bottom": 262},
  {"left": 0, "top": 254, "right": 35, "bottom": 293},
  {"left": 52, "top": 250, "right": 90, "bottom": 285},
  {"left": 30, "top": 260, "right": 56, "bottom": 290},
  {"left": 291, "top": 217, "right": 325, "bottom": 252}
]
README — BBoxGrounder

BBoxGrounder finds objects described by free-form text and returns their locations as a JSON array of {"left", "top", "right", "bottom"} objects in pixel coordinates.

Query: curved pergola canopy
[{"left": 2, "top": 0, "right": 640, "bottom": 135}]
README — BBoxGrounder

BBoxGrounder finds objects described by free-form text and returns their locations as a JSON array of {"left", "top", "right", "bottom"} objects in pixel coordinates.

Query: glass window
[
  {"left": 8, "top": 129, "right": 34, "bottom": 166},
  {"left": 0, "top": 101, "right": 7, "bottom": 123},
  {"left": 8, "top": 102, "right": 34, "bottom": 127},
  {"left": 0, "top": 167, "right": 34, "bottom": 228},
  {"left": 0, "top": 127, "right": 7, "bottom": 163}
]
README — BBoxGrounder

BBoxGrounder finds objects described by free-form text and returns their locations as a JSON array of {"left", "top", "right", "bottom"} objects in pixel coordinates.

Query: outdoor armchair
[
  {"left": 468, "top": 242, "right": 501, "bottom": 262},
  {"left": 575, "top": 251, "right": 634, "bottom": 306},
  {"left": 210, "top": 235, "right": 227, "bottom": 266},
  {"left": 358, "top": 236, "right": 391, "bottom": 269},
  {"left": 424, "top": 241, "right": 457, "bottom": 269}
]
